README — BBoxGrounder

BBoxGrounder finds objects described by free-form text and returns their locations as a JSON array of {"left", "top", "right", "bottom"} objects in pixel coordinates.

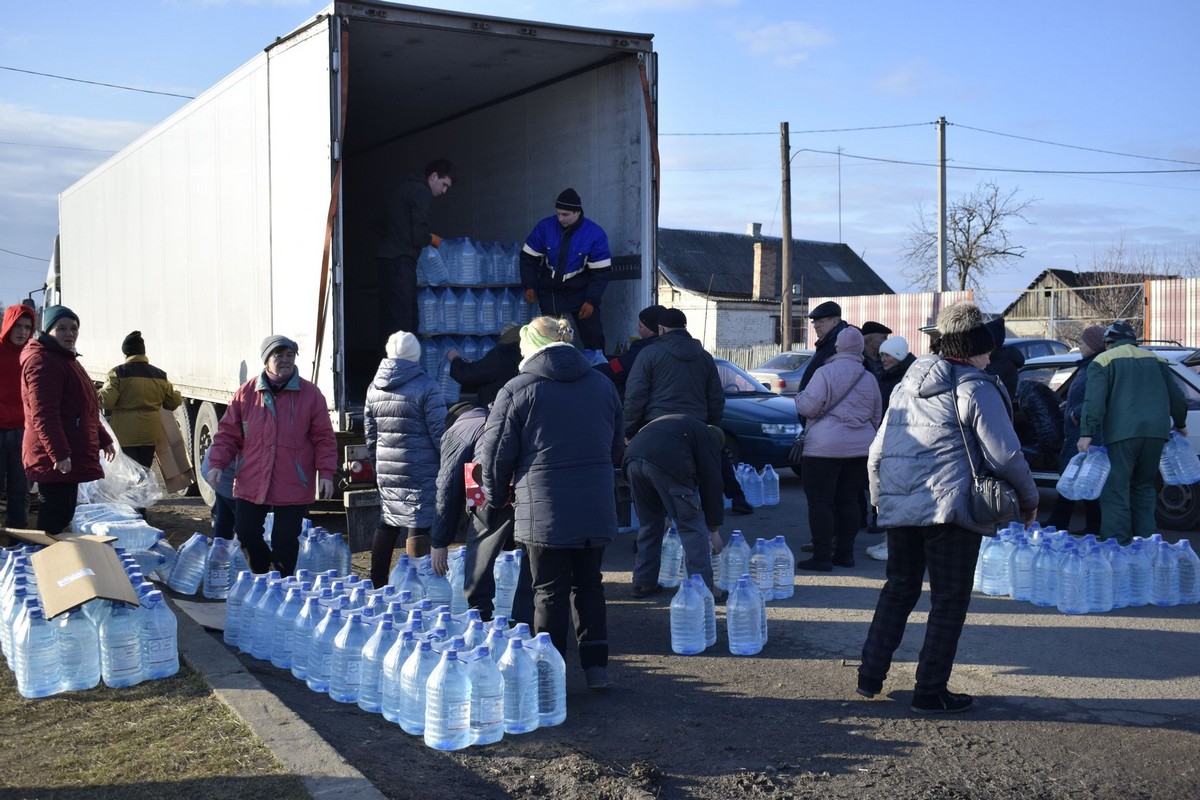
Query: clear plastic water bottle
[
  {"left": 250, "top": 578, "right": 287, "bottom": 661},
  {"left": 56, "top": 609, "right": 101, "bottom": 693},
  {"left": 690, "top": 573, "right": 717, "bottom": 648},
  {"left": 1073, "top": 447, "right": 1111, "bottom": 500},
  {"left": 973, "top": 535, "right": 993, "bottom": 592},
  {"left": 419, "top": 287, "right": 441, "bottom": 333},
  {"left": 1176, "top": 540, "right": 1200, "bottom": 604},
  {"left": 1083, "top": 546, "right": 1114, "bottom": 613},
  {"left": 483, "top": 627, "right": 507, "bottom": 664},
  {"left": 721, "top": 531, "right": 751, "bottom": 592},
  {"left": 139, "top": 590, "right": 179, "bottom": 680},
  {"left": 658, "top": 528, "right": 685, "bottom": 589},
  {"left": 399, "top": 639, "right": 439, "bottom": 735},
  {"left": 1102, "top": 540, "right": 1131, "bottom": 609},
  {"left": 498, "top": 637, "right": 539, "bottom": 735},
  {"left": 440, "top": 287, "right": 460, "bottom": 333},
  {"left": 328, "top": 611, "right": 369, "bottom": 703},
  {"left": 288, "top": 595, "right": 324, "bottom": 681},
  {"left": 306, "top": 604, "right": 344, "bottom": 693},
  {"left": 358, "top": 618, "right": 400, "bottom": 714},
  {"left": 100, "top": 602, "right": 146, "bottom": 688},
  {"left": 468, "top": 644, "right": 505, "bottom": 745},
  {"left": 749, "top": 539, "right": 774, "bottom": 600},
  {"left": 669, "top": 578, "right": 706, "bottom": 655},
  {"left": 381, "top": 629, "right": 419, "bottom": 724},
  {"left": 1151, "top": 542, "right": 1180, "bottom": 606},
  {"left": 424, "top": 648, "right": 472, "bottom": 750},
  {"left": 727, "top": 575, "right": 764, "bottom": 655},
  {"left": 760, "top": 465, "right": 780, "bottom": 505},
  {"left": 493, "top": 552, "right": 520, "bottom": 619},
  {"left": 770, "top": 537, "right": 795, "bottom": 600},
  {"left": 203, "top": 537, "right": 236, "bottom": 599},
  {"left": 1009, "top": 535, "right": 1036, "bottom": 601},
  {"left": 528, "top": 632, "right": 567, "bottom": 727},
  {"left": 459, "top": 288, "right": 479, "bottom": 334},
  {"left": 460, "top": 239, "right": 481, "bottom": 285},
  {"left": 424, "top": 571, "right": 453, "bottom": 608},
  {"left": 979, "top": 534, "right": 1011, "bottom": 596},
  {"left": 270, "top": 582, "right": 310, "bottom": 669},
  {"left": 742, "top": 467, "right": 764, "bottom": 508},
  {"left": 229, "top": 538, "right": 250, "bottom": 580},
  {"left": 1056, "top": 451, "right": 1087, "bottom": 501},
  {"left": 1056, "top": 546, "right": 1088, "bottom": 615},
  {"left": 168, "top": 532, "right": 210, "bottom": 595},
  {"left": 1160, "top": 430, "right": 1200, "bottom": 485},
  {"left": 15, "top": 604, "right": 62, "bottom": 698},
  {"left": 448, "top": 548, "right": 468, "bottom": 615},
  {"left": 1125, "top": 542, "right": 1152, "bottom": 606}
]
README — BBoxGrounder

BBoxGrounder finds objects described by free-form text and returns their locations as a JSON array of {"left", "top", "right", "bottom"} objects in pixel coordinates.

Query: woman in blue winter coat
[
  {"left": 365, "top": 330, "right": 448, "bottom": 588},
  {"left": 477, "top": 315, "right": 624, "bottom": 690}
]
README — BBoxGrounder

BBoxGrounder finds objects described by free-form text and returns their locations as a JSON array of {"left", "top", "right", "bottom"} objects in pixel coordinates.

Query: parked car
[
  {"left": 713, "top": 358, "right": 802, "bottom": 471},
  {"left": 1017, "top": 346, "right": 1200, "bottom": 530},
  {"left": 748, "top": 350, "right": 815, "bottom": 395},
  {"left": 1007, "top": 337, "right": 1070, "bottom": 360}
]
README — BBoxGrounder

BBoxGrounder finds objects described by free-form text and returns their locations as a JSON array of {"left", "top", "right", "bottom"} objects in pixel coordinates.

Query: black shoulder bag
[{"left": 951, "top": 381, "right": 1019, "bottom": 528}]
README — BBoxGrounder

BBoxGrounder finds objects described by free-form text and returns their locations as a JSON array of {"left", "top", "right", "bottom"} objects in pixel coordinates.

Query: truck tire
[
  {"left": 1156, "top": 475, "right": 1200, "bottom": 531},
  {"left": 192, "top": 402, "right": 222, "bottom": 508},
  {"left": 173, "top": 403, "right": 199, "bottom": 498}
]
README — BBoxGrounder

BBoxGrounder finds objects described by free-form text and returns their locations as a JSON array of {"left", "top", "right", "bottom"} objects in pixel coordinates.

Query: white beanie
[
  {"left": 879, "top": 335, "right": 910, "bottom": 361},
  {"left": 385, "top": 330, "right": 422, "bottom": 362}
]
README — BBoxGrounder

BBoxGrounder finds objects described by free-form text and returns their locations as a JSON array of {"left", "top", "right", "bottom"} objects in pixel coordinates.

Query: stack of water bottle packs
[
  {"left": 659, "top": 528, "right": 794, "bottom": 656},
  {"left": 975, "top": 522, "right": 1200, "bottom": 614},
  {"left": 221, "top": 545, "right": 567, "bottom": 751},
  {"left": 1, "top": 540, "right": 180, "bottom": 698},
  {"left": 733, "top": 463, "right": 781, "bottom": 509}
]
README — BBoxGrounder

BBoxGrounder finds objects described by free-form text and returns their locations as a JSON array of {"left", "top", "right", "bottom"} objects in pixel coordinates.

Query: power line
[
  {"left": 0, "top": 247, "right": 44, "bottom": 262},
  {"left": 804, "top": 148, "right": 1199, "bottom": 175},
  {"left": 662, "top": 122, "right": 933, "bottom": 136},
  {"left": 0, "top": 65, "right": 195, "bottom": 99},
  {"left": 950, "top": 122, "right": 1200, "bottom": 166}
]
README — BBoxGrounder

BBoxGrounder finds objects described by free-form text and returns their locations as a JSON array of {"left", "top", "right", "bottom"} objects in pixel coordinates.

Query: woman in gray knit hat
[{"left": 858, "top": 302, "right": 1037, "bottom": 714}]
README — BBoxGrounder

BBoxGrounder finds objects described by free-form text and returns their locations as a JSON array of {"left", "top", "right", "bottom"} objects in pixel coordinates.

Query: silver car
[{"left": 748, "top": 350, "right": 815, "bottom": 395}]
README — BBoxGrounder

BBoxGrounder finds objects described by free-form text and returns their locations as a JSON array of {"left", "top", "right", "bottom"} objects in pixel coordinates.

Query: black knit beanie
[
  {"left": 122, "top": 330, "right": 146, "bottom": 356},
  {"left": 555, "top": 188, "right": 583, "bottom": 212}
]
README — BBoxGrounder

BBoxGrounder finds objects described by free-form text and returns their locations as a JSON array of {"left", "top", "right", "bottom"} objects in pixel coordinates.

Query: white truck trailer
[{"left": 48, "top": 2, "right": 657, "bottom": 506}]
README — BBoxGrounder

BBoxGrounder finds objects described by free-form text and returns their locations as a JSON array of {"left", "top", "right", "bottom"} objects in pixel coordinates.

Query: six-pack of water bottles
[
  {"left": 975, "top": 522, "right": 1200, "bottom": 614},
  {"left": 222, "top": 546, "right": 565, "bottom": 751}
]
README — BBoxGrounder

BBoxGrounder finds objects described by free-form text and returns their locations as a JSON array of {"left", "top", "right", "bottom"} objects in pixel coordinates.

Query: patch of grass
[{"left": 0, "top": 659, "right": 307, "bottom": 800}]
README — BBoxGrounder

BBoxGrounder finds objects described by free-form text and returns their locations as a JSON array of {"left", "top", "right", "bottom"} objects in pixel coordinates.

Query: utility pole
[
  {"left": 780, "top": 122, "right": 793, "bottom": 350},
  {"left": 937, "top": 116, "right": 948, "bottom": 292}
]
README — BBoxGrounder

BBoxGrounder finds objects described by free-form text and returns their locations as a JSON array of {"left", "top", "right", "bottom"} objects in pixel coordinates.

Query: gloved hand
[
  {"left": 319, "top": 478, "right": 334, "bottom": 500},
  {"left": 524, "top": 287, "right": 536, "bottom": 304},
  {"left": 578, "top": 301, "right": 595, "bottom": 320},
  {"left": 430, "top": 233, "right": 442, "bottom": 248},
  {"left": 205, "top": 467, "right": 221, "bottom": 486}
]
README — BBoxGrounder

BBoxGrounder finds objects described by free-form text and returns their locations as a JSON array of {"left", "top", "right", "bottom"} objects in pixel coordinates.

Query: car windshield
[
  {"left": 757, "top": 352, "right": 811, "bottom": 371},
  {"left": 716, "top": 360, "right": 773, "bottom": 395}
]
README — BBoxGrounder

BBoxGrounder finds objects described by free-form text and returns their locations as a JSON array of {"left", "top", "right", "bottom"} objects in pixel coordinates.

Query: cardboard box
[
  {"left": 6, "top": 528, "right": 139, "bottom": 619},
  {"left": 156, "top": 408, "right": 195, "bottom": 494}
]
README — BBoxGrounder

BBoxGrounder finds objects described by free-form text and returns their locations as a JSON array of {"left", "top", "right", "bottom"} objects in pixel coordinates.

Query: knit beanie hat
[
  {"left": 121, "top": 330, "right": 146, "bottom": 356},
  {"left": 1079, "top": 325, "right": 1106, "bottom": 354},
  {"left": 42, "top": 305, "right": 80, "bottom": 333},
  {"left": 498, "top": 323, "right": 521, "bottom": 345},
  {"left": 555, "top": 188, "right": 582, "bottom": 212},
  {"left": 260, "top": 334, "right": 299, "bottom": 364},
  {"left": 1104, "top": 320, "right": 1136, "bottom": 343},
  {"left": 639, "top": 304, "right": 666, "bottom": 330},
  {"left": 659, "top": 308, "right": 687, "bottom": 329},
  {"left": 879, "top": 335, "right": 910, "bottom": 361},
  {"left": 385, "top": 330, "right": 422, "bottom": 362},
  {"left": 936, "top": 303, "right": 994, "bottom": 360},
  {"left": 835, "top": 326, "right": 865, "bottom": 354}
]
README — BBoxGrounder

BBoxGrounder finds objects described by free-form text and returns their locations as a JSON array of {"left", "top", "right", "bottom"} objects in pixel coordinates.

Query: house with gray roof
[{"left": 656, "top": 224, "right": 893, "bottom": 349}]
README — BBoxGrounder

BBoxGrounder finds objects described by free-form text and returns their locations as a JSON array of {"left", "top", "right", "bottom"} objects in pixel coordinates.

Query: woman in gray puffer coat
[
  {"left": 365, "top": 330, "right": 447, "bottom": 587},
  {"left": 858, "top": 302, "right": 1037, "bottom": 715}
]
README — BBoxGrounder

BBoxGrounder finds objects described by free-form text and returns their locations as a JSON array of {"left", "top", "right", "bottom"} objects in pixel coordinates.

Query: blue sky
[{"left": 1, "top": 0, "right": 1196, "bottom": 312}]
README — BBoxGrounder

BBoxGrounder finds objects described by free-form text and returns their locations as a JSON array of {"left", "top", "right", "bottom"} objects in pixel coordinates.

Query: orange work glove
[
  {"left": 430, "top": 233, "right": 442, "bottom": 248},
  {"left": 578, "top": 302, "right": 595, "bottom": 320},
  {"left": 524, "top": 288, "right": 536, "bottom": 304}
]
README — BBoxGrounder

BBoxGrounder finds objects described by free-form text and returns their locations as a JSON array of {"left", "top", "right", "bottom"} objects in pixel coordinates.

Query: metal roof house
[
  {"left": 655, "top": 224, "right": 893, "bottom": 349},
  {"left": 1000, "top": 268, "right": 1176, "bottom": 342}
]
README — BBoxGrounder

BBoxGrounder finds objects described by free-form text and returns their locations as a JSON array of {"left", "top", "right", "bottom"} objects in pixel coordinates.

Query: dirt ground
[{"left": 148, "top": 479, "right": 1200, "bottom": 800}]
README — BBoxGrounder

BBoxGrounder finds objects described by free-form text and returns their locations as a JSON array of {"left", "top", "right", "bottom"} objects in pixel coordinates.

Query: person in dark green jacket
[{"left": 1077, "top": 321, "right": 1188, "bottom": 544}]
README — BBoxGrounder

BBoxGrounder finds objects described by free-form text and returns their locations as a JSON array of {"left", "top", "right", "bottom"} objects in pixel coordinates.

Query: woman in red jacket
[
  {"left": 21, "top": 305, "right": 115, "bottom": 534},
  {"left": 205, "top": 335, "right": 337, "bottom": 576}
]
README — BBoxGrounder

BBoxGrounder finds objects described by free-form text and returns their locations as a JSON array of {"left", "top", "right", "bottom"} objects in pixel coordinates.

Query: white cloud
[{"left": 734, "top": 20, "right": 834, "bottom": 68}]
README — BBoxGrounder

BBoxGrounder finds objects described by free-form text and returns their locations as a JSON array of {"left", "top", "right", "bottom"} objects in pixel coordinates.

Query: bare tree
[{"left": 901, "top": 181, "right": 1035, "bottom": 292}]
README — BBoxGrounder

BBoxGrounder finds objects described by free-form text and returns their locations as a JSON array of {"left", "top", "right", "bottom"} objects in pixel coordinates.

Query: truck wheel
[
  {"left": 1156, "top": 475, "right": 1200, "bottom": 531},
  {"left": 173, "top": 403, "right": 199, "bottom": 498},
  {"left": 192, "top": 402, "right": 221, "bottom": 508}
]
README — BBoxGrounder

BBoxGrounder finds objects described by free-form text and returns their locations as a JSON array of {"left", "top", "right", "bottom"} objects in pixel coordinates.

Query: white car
[
  {"left": 1018, "top": 346, "right": 1200, "bottom": 530},
  {"left": 748, "top": 350, "right": 815, "bottom": 395}
]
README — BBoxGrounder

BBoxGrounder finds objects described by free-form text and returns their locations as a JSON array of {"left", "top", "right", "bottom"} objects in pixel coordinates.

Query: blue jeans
[{"left": 0, "top": 428, "right": 28, "bottom": 529}]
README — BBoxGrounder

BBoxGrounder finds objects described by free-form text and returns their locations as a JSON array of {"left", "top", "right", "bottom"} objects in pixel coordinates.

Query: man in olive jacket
[
  {"left": 1077, "top": 321, "right": 1188, "bottom": 544},
  {"left": 98, "top": 331, "right": 183, "bottom": 468}
]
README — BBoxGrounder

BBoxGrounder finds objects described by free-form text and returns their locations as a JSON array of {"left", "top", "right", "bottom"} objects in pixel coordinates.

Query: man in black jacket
[
  {"left": 595, "top": 304, "right": 664, "bottom": 398},
  {"left": 798, "top": 300, "right": 850, "bottom": 395},
  {"left": 623, "top": 308, "right": 723, "bottom": 438},
  {"left": 446, "top": 323, "right": 522, "bottom": 406},
  {"left": 984, "top": 317, "right": 1024, "bottom": 404},
  {"left": 624, "top": 415, "right": 726, "bottom": 597}
]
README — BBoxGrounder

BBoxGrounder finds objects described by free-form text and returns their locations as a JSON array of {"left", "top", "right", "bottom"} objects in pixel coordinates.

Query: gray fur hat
[{"left": 936, "top": 302, "right": 994, "bottom": 360}]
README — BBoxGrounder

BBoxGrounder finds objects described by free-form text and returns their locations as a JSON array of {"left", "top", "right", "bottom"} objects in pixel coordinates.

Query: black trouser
[
  {"left": 719, "top": 445, "right": 746, "bottom": 502},
  {"left": 371, "top": 524, "right": 430, "bottom": 589},
  {"left": 523, "top": 542, "right": 608, "bottom": 669},
  {"left": 535, "top": 285, "right": 604, "bottom": 351},
  {"left": 859, "top": 525, "right": 982, "bottom": 695},
  {"left": 124, "top": 445, "right": 156, "bottom": 470},
  {"left": 234, "top": 500, "right": 308, "bottom": 576},
  {"left": 463, "top": 506, "right": 533, "bottom": 624},
  {"left": 0, "top": 428, "right": 28, "bottom": 529},
  {"left": 801, "top": 455, "right": 868, "bottom": 562},
  {"left": 37, "top": 482, "right": 78, "bottom": 536},
  {"left": 212, "top": 493, "right": 236, "bottom": 539},
  {"left": 626, "top": 458, "right": 714, "bottom": 589},
  {"left": 378, "top": 255, "right": 420, "bottom": 340}
]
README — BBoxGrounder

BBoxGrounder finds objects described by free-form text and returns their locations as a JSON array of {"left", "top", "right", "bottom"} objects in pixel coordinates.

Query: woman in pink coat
[
  {"left": 205, "top": 335, "right": 337, "bottom": 575},
  {"left": 793, "top": 326, "right": 882, "bottom": 571}
]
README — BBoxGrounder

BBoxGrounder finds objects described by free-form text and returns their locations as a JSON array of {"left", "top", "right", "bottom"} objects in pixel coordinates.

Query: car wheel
[{"left": 1155, "top": 475, "right": 1200, "bottom": 531}]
